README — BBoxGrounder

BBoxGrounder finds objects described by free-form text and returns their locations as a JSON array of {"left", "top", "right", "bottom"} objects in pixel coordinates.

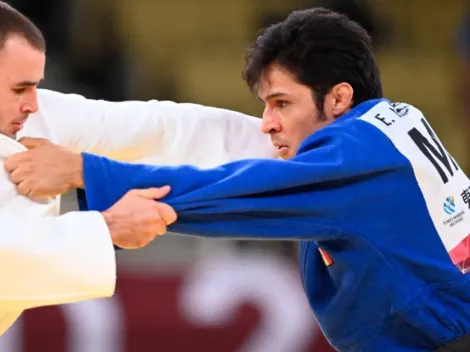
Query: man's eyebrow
[
  {"left": 14, "top": 79, "right": 43, "bottom": 87},
  {"left": 258, "top": 92, "right": 290, "bottom": 102}
]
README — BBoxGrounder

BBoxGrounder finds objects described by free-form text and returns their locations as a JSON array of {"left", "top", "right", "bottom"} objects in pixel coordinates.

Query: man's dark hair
[
  {"left": 0, "top": 2, "right": 45, "bottom": 51},
  {"left": 243, "top": 8, "right": 382, "bottom": 111}
]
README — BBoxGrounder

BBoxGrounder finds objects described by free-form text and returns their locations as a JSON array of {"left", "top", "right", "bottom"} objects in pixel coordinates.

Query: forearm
[
  {"left": 29, "top": 89, "right": 275, "bottom": 166},
  {"left": 79, "top": 148, "right": 354, "bottom": 240}
]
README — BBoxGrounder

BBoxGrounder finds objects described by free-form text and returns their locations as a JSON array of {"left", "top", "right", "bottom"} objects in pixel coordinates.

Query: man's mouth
[
  {"left": 11, "top": 121, "right": 24, "bottom": 132},
  {"left": 274, "top": 145, "right": 289, "bottom": 157}
]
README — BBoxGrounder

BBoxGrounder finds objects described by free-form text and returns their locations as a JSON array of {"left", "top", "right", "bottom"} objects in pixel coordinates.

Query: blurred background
[{"left": 1, "top": 0, "right": 469, "bottom": 351}]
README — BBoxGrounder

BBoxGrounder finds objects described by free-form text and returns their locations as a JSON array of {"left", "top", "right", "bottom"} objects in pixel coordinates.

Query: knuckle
[
  {"left": 138, "top": 235, "right": 150, "bottom": 247},
  {"left": 169, "top": 212, "right": 177, "bottom": 224},
  {"left": 147, "top": 229, "right": 156, "bottom": 239},
  {"left": 4, "top": 159, "right": 17, "bottom": 172},
  {"left": 18, "top": 185, "right": 28, "bottom": 196},
  {"left": 133, "top": 235, "right": 143, "bottom": 248},
  {"left": 155, "top": 223, "right": 167, "bottom": 235},
  {"left": 9, "top": 173, "right": 19, "bottom": 184}
]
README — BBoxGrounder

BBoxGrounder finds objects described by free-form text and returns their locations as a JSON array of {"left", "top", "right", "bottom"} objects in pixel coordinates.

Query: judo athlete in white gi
[{"left": 0, "top": 2, "right": 274, "bottom": 336}]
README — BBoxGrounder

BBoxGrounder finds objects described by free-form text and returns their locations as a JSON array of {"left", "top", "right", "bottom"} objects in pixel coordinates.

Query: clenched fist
[
  {"left": 4, "top": 137, "right": 83, "bottom": 199},
  {"left": 101, "top": 186, "right": 177, "bottom": 249}
]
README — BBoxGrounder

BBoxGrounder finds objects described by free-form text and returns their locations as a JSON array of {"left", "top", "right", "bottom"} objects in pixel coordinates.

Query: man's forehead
[
  {"left": 258, "top": 73, "right": 295, "bottom": 101},
  {"left": 258, "top": 72, "right": 280, "bottom": 99},
  {"left": 0, "top": 36, "right": 45, "bottom": 82},
  {"left": 0, "top": 35, "right": 45, "bottom": 61}
]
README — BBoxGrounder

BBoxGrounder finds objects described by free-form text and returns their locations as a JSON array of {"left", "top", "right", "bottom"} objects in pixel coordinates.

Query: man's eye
[
  {"left": 13, "top": 88, "right": 26, "bottom": 94},
  {"left": 275, "top": 101, "right": 288, "bottom": 108}
]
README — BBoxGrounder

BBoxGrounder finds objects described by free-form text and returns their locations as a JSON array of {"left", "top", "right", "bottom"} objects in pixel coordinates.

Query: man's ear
[{"left": 330, "top": 83, "right": 354, "bottom": 118}]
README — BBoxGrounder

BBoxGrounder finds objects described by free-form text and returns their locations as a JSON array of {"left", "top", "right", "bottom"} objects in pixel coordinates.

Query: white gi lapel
[{"left": 0, "top": 134, "right": 60, "bottom": 214}]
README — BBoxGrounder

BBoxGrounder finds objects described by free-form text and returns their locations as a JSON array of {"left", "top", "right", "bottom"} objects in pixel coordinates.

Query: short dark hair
[
  {"left": 0, "top": 2, "right": 45, "bottom": 51},
  {"left": 243, "top": 8, "right": 382, "bottom": 110}
]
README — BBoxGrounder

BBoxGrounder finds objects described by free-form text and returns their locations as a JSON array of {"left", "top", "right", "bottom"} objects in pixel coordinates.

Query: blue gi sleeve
[{"left": 80, "top": 126, "right": 399, "bottom": 240}]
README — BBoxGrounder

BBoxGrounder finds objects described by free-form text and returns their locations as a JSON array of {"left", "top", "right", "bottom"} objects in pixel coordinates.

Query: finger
[
  {"left": 145, "top": 210, "right": 166, "bottom": 237},
  {"left": 155, "top": 202, "right": 177, "bottom": 225},
  {"left": 9, "top": 167, "right": 28, "bottom": 184},
  {"left": 154, "top": 221, "right": 168, "bottom": 236},
  {"left": 135, "top": 230, "right": 156, "bottom": 248},
  {"left": 16, "top": 182, "right": 31, "bottom": 198},
  {"left": 136, "top": 185, "right": 171, "bottom": 200},
  {"left": 117, "top": 243, "right": 138, "bottom": 250},
  {"left": 20, "top": 185, "right": 44, "bottom": 202},
  {"left": 18, "top": 137, "right": 49, "bottom": 150},
  {"left": 3, "top": 153, "right": 26, "bottom": 173}
]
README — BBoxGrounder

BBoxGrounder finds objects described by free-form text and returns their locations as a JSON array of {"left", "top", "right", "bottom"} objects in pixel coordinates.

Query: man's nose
[
  {"left": 261, "top": 109, "right": 281, "bottom": 134},
  {"left": 21, "top": 88, "right": 39, "bottom": 114}
]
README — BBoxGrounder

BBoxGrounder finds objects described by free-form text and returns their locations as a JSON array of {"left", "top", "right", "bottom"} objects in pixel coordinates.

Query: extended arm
[
  {"left": 80, "top": 129, "right": 396, "bottom": 240},
  {"left": 20, "top": 89, "right": 275, "bottom": 166}
]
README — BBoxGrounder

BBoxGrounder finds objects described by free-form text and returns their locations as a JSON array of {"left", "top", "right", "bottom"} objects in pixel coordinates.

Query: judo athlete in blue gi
[{"left": 7, "top": 8, "right": 470, "bottom": 352}]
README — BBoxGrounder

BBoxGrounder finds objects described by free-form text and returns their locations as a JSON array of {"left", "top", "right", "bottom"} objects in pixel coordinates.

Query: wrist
[
  {"left": 71, "top": 153, "right": 85, "bottom": 189},
  {"left": 101, "top": 210, "right": 116, "bottom": 240}
]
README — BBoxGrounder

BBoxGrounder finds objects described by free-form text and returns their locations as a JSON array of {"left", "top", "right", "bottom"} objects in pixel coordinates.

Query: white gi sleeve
[
  {"left": 0, "top": 197, "right": 116, "bottom": 312},
  {"left": 21, "top": 89, "right": 276, "bottom": 167}
]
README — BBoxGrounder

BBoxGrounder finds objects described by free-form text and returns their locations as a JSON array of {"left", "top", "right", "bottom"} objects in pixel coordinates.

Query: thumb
[
  {"left": 18, "top": 137, "right": 49, "bottom": 149},
  {"left": 137, "top": 185, "right": 172, "bottom": 200}
]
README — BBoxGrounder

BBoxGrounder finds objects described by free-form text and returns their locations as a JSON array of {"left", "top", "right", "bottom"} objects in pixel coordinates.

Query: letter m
[{"left": 408, "top": 118, "right": 458, "bottom": 184}]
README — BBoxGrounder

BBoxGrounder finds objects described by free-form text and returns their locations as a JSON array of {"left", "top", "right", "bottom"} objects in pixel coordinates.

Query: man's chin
[{"left": 0, "top": 129, "right": 16, "bottom": 139}]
